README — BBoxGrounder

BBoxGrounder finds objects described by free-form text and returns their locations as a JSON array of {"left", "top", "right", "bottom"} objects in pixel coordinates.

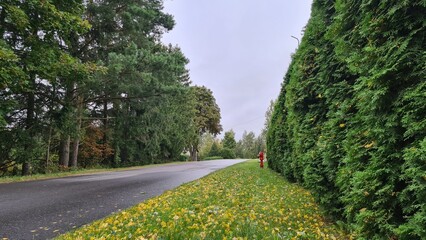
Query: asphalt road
[{"left": 0, "top": 159, "right": 245, "bottom": 240}]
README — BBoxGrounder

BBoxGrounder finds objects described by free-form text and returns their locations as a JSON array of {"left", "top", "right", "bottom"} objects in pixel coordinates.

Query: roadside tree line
[
  {"left": 0, "top": 0, "right": 221, "bottom": 176},
  {"left": 197, "top": 100, "right": 275, "bottom": 160},
  {"left": 198, "top": 130, "right": 264, "bottom": 160}
]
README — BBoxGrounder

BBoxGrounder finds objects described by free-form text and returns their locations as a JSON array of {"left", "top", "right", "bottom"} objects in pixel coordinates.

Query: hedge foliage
[{"left": 267, "top": 0, "right": 425, "bottom": 239}]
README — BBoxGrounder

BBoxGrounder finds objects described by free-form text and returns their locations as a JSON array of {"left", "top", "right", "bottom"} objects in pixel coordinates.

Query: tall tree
[
  {"left": 0, "top": 39, "right": 25, "bottom": 128},
  {"left": 189, "top": 86, "right": 222, "bottom": 161},
  {"left": 1, "top": 0, "right": 195, "bottom": 175},
  {"left": 75, "top": 0, "right": 191, "bottom": 167},
  {"left": 0, "top": 0, "right": 92, "bottom": 175}
]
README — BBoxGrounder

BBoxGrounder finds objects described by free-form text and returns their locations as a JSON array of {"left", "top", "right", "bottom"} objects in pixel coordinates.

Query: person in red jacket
[{"left": 258, "top": 150, "right": 265, "bottom": 168}]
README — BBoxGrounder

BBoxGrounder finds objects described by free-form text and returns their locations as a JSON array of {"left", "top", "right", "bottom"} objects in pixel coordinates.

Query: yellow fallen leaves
[{"left": 56, "top": 160, "right": 349, "bottom": 239}]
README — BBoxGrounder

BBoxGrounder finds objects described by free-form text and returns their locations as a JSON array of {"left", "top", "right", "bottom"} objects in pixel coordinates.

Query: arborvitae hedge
[{"left": 267, "top": 0, "right": 425, "bottom": 239}]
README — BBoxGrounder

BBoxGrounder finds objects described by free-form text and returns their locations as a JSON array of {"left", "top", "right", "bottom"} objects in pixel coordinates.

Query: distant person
[{"left": 258, "top": 150, "right": 265, "bottom": 168}]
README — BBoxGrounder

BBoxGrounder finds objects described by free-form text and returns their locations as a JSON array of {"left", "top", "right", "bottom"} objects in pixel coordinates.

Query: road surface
[{"left": 0, "top": 159, "right": 245, "bottom": 239}]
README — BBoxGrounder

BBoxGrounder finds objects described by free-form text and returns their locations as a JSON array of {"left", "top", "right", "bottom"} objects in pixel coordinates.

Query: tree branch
[{"left": 84, "top": 93, "right": 164, "bottom": 104}]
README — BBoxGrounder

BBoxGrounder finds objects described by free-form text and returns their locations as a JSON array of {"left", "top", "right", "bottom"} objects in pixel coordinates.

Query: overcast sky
[{"left": 161, "top": 0, "right": 313, "bottom": 140}]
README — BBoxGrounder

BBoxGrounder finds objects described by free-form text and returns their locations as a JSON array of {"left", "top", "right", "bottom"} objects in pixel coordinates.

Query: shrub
[{"left": 220, "top": 148, "right": 236, "bottom": 159}]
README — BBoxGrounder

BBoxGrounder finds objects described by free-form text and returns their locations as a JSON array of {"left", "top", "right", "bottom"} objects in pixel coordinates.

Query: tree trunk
[
  {"left": 45, "top": 126, "right": 52, "bottom": 173},
  {"left": 59, "top": 135, "right": 70, "bottom": 168},
  {"left": 22, "top": 162, "right": 31, "bottom": 176},
  {"left": 120, "top": 146, "right": 129, "bottom": 164},
  {"left": 102, "top": 97, "right": 109, "bottom": 164},
  {"left": 69, "top": 96, "right": 83, "bottom": 168},
  {"left": 22, "top": 75, "right": 35, "bottom": 176},
  {"left": 70, "top": 139, "right": 79, "bottom": 168},
  {"left": 190, "top": 145, "right": 198, "bottom": 161}
]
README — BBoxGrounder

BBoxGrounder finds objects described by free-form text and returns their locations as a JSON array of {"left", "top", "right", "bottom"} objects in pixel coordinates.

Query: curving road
[{"left": 0, "top": 159, "right": 245, "bottom": 240}]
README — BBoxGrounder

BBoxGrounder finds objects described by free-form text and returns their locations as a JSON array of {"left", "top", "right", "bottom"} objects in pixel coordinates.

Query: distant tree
[
  {"left": 238, "top": 131, "right": 258, "bottom": 158},
  {"left": 221, "top": 130, "right": 237, "bottom": 159},
  {"left": 188, "top": 86, "right": 222, "bottom": 161},
  {"left": 255, "top": 135, "right": 265, "bottom": 155},
  {"left": 222, "top": 130, "right": 237, "bottom": 150},
  {"left": 235, "top": 141, "right": 244, "bottom": 159},
  {"left": 220, "top": 148, "right": 236, "bottom": 159},
  {"left": 208, "top": 141, "right": 221, "bottom": 157},
  {"left": 198, "top": 133, "right": 215, "bottom": 159},
  {"left": 253, "top": 100, "right": 275, "bottom": 157}
]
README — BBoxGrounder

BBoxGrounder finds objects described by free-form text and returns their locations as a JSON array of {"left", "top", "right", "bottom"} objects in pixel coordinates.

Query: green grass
[
  {"left": 0, "top": 162, "right": 185, "bottom": 184},
  {"left": 56, "top": 160, "right": 350, "bottom": 239}
]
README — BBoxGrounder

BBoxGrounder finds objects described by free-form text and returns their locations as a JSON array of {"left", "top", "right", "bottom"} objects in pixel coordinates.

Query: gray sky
[{"left": 161, "top": 0, "right": 313, "bottom": 140}]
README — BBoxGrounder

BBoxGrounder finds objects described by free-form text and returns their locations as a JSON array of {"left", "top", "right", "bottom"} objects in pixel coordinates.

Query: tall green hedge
[{"left": 267, "top": 0, "right": 425, "bottom": 239}]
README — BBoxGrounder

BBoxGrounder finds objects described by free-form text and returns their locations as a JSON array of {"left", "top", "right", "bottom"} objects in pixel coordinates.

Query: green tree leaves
[
  {"left": 188, "top": 86, "right": 223, "bottom": 161},
  {"left": 223, "top": 130, "right": 237, "bottom": 150},
  {"left": 267, "top": 0, "right": 425, "bottom": 238},
  {"left": 191, "top": 86, "right": 223, "bottom": 136},
  {"left": 1, "top": 0, "right": 94, "bottom": 174},
  {"left": 1, "top": 0, "right": 211, "bottom": 175}
]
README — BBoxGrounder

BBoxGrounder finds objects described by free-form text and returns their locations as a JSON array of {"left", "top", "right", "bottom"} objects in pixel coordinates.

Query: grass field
[{"left": 56, "top": 160, "right": 350, "bottom": 239}]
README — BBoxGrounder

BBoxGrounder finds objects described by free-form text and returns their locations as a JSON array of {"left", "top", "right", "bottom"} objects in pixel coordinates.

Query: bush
[
  {"left": 220, "top": 148, "right": 236, "bottom": 159},
  {"left": 176, "top": 154, "right": 188, "bottom": 162}
]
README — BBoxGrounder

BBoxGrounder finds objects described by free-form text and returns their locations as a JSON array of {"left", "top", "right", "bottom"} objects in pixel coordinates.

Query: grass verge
[
  {"left": 0, "top": 162, "right": 185, "bottom": 184},
  {"left": 56, "top": 160, "right": 350, "bottom": 240},
  {"left": 202, "top": 156, "right": 224, "bottom": 160}
]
